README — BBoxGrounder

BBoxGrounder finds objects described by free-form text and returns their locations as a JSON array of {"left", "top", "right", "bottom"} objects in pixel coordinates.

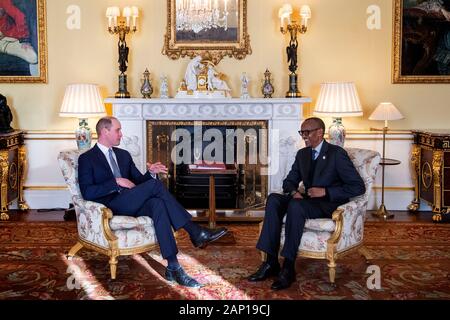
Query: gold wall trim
[
  {"left": 343, "top": 137, "right": 414, "bottom": 141},
  {"left": 24, "top": 186, "right": 67, "bottom": 191},
  {"left": 23, "top": 131, "right": 98, "bottom": 141},
  {"left": 373, "top": 186, "right": 414, "bottom": 191}
]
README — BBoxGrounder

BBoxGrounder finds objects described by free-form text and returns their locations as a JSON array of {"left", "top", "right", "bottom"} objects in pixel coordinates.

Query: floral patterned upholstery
[
  {"left": 276, "top": 147, "right": 380, "bottom": 284},
  {"left": 280, "top": 147, "right": 381, "bottom": 258},
  {"left": 57, "top": 150, "right": 158, "bottom": 250}
]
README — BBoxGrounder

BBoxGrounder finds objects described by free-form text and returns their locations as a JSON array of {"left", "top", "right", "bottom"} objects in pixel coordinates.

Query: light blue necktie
[
  {"left": 108, "top": 149, "right": 122, "bottom": 178},
  {"left": 312, "top": 149, "right": 318, "bottom": 161}
]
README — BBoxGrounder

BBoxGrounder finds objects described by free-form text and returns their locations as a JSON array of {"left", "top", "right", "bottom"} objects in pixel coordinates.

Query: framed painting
[
  {"left": 0, "top": 0, "right": 47, "bottom": 83},
  {"left": 162, "top": 0, "right": 251, "bottom": 64},
  {"left": 393, "top": 0, "right": 450, "bottom": 83}
]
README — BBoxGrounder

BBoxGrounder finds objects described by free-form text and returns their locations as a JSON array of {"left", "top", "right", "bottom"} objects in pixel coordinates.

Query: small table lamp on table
[
  {"left": 313, "top": 82, "right": 363, "bottom": 147},
  {"left": 59, "top": 84, "right": 106, "bottom": 151},
  {"left": 369, "top": 102, "right": 404, "bottom": 219}
]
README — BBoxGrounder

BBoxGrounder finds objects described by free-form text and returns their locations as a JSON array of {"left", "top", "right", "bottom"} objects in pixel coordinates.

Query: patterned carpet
[{"left": 0, "top": 221, "right": 449, "bottom": 300}]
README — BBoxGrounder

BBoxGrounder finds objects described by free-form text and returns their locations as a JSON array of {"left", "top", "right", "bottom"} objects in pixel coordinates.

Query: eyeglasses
[{"left": 298, "top": 128, "right": 321, "bottom": 136}]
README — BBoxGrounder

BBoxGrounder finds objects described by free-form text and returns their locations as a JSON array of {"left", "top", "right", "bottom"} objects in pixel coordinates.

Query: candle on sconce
[
  {"left": 131, "top": 6, "right": 139, "bottom": 28},
  {"left": 106, "top": 7, "right": 112, "bottom": 28},
  {"left": 123, "top": 7, "right": 132, "bottom": 27},
  {"left": 111, "top": 6, "right": 120, "bottom": 27},
  {"left": 224, "top": 0, "right": 228, "bottom": 12},
  {"left": 300, "top": 5, "right": 311, "bottom": 28}
]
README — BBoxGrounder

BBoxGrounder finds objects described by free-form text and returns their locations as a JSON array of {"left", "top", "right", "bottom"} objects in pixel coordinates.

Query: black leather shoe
[
  {"left": 191, "top": 227, "right": 228, "bottom": 249},
  {"left": 165, "top": 267, "right": 202, "bottom": 288},
  {"left": 271, "top": 267, "right": 296, "bottom": 291},
  {"left": 247, "top": 262, "right": 281, "bottom": 282}
]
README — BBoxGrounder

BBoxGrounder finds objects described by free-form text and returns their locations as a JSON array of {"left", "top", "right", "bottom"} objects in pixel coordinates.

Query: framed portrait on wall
[
  {"left": 0, "top": 0, "right": 47, "bottom": 83},
  {"left": 162, "top": 0, "right": 251, "bottom": 64},
  {"left": 393, "top": 0, "right": 450, "bottom": 83}
]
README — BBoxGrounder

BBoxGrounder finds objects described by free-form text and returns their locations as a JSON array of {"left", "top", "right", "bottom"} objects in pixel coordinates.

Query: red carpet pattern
[{"left": 0, "top": 222, "right": 449, "bottom": 300}]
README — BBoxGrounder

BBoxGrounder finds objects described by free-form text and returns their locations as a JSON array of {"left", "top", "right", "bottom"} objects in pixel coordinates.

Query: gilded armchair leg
[
  {"left": 67, "top": 242, "right": 83, "bottom": 260},
  {"left": 359, "top": 246, "right": 372, "bottom": 264},
  {"left": 327, "top": 261, "right": 336, "bottom": 285},
  {"left": 109, "top": 255, "right": 118, "bottom": 280}
]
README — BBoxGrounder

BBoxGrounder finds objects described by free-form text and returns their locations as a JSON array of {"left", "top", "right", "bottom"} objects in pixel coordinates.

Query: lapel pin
[{"left": 323, "top": 156, "right": 326, "bottom": 160}]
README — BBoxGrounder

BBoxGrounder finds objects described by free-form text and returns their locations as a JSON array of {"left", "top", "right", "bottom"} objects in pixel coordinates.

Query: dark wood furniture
[
  {"left": 0, "top": 131, "right": 29, "bottom": 221},
  {"left": 408, "top": 130, "right": 450, "bottom": 222}
]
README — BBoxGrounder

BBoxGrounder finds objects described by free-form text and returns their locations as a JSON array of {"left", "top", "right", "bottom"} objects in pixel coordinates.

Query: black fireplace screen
[{"left": 147, "top": 121, "right": 268, "bottom": 210}]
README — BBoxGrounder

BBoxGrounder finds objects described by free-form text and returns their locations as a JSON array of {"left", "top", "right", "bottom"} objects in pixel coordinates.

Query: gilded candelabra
[
  {"left": 279, "top": 4, "right": 311, "bottom": 98},
  {"left": 106, "top": 6, "right": 139, "bottom": 98}
]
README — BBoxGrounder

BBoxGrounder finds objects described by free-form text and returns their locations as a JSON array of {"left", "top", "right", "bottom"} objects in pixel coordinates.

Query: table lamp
[
  {"left": 313, "top": 82, "right": 363, "bottom": 147},
  {"left": 369, "top": 102, "right": 404, "bottom": 219},
  {"left": 60, "top": 84, "right": 106, "bottom": 150}
]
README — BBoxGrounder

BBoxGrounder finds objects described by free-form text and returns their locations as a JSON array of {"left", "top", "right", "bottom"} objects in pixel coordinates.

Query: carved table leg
[
  {"left": 0, "top": 150, "right": 9, "bottom": 220},
  {"left": 407, "top": 145, "right": 421, "bottom": 212},
  {"left": 18, "top": 145, "right": 29, "bottom": 210},
  {"left": 432, "top": 150, "right": 443, "bottom": 215}
]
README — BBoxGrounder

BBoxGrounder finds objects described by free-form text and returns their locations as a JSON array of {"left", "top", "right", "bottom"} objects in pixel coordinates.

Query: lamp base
[
  {"left": 328, "top": 117, "right": 346, "bottom": 147},
  {"left": 372, "top": 204, "right": 394, "bottom": 220},
  {"left": 116, "top": 74, "right": 131, "bottom": 98},
  {"left": 76, "top": 118, "right": 92, "bottom": 151},
  {"left": 285, "top": 73, "right": 302, "bottom": 98}
]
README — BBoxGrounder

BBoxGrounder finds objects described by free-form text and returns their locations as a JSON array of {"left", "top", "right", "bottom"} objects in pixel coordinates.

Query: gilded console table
[
  {"left": 0, "top": 131, "right": 29, "bottom": 220},
  {"left": 408, "top": 130, "right": 450, "bottom": 222}
]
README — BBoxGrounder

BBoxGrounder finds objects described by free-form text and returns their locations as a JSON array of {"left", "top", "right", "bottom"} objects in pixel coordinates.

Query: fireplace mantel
[{"left": 106, "top": 97, "right": 311, "bottom": 194}]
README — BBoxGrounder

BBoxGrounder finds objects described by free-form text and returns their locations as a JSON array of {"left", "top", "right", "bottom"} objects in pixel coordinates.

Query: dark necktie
[
  {"left": 108, "top": 148, "right": 122, "bottom": 178},
  {"left": 312, "top": 149, "right": 317, "bottom": 161}
]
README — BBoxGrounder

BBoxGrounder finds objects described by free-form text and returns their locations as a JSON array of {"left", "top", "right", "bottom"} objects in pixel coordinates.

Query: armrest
[
  {"left": 332, "top": 199, "right": 367, "bottom": 251},
  {"left": 72, "top": 196, "right": 113, "bottom": 248}
]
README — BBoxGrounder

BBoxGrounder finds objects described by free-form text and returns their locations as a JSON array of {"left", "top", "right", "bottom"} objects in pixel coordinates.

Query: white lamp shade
[
  {"left": 313, "top": 82, "right": 363, "bottom": 117},
  {"left": 369, "top": 102, "right": 404, "bottom": 121},
  {"left": 59, "top": 84, "right": 106, "bottom": 119}
]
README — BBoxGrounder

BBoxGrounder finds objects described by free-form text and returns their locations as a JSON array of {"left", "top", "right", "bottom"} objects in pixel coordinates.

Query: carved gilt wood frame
[
  {"left": 392, "top": 0, "right": 450, "bottom": 83},
  {"left": 162, "top": 0, "right": 252, "bottom": 64}
]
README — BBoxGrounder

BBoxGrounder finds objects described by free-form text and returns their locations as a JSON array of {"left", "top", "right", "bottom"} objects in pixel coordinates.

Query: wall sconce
[
  {"left": 279, "top": 3, "right": 311, "bottom": 98},
  {"left": 106, "top": 6, "right": 139, "bottom": 98}
]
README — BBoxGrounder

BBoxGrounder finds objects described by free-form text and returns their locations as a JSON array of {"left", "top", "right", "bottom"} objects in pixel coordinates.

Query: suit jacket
[
  {"left": 282, "top": 140, "right": 365, "bottom": 215},
  {"left": 78, "top": 144, "right": 152, "bottom": 205}
]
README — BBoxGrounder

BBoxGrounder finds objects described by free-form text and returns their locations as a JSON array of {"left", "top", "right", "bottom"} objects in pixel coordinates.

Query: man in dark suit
[
  {"left": 78, "top": 116, "right": 228, "bottom": 288},
  {"left": 248, "top": 117, "right": 365, "bottom": 290}
]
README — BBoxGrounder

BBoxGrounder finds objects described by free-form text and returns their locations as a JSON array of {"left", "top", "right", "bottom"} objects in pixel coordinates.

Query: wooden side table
[
  {"left": 372, "top": 157, "right": 401, "bottom": 219},
  {"left": 190, "top": 165, "right": 237, "bottom": 244},
  {"left": 0, "top": 131, "right": 29, "bottom": 221}
]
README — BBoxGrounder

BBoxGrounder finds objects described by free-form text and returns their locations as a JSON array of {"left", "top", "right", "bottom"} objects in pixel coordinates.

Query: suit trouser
[
  {"left": 256, "top": 193, "right": 332, "bottom": 262},
  {"left": 106, "top": 179, "right": 192, "bottom": 259}
]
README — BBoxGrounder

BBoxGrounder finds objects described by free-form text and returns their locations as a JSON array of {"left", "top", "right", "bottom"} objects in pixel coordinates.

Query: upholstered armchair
[
  {"left": 264, "top": 148, "right": 381, "bottom": 285},
  {"left": 57, "top": 150, "right": 159, "bottom": 279}
]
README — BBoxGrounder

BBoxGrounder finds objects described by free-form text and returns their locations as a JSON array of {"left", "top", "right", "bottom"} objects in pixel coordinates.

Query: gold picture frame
[
  {"left": 393, "top": 0, "right": 450, "bottom": 83},
  {"left": 0, "top": 0, "right": 47, "bottom": 83},
  {"left": 162, "top": 0, "right": 251, "bottom": 64}
]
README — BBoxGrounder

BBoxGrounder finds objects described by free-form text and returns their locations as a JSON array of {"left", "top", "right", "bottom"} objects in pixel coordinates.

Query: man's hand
[
  {"left": 307, "top": 187, "right": 326, "bottom": 198},
  {"left": 116, "top": 178, "right": 136, "bottom": 189},
  {"left": 147, "top": 162, "right": 168, "bottom": 174},
  {"left": 292, "top": 192, "right": 303, "bottom": 199}
]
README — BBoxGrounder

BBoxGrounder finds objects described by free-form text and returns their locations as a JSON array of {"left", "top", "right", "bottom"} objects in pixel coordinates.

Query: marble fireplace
[{"left": 106, "top": 98, "right": 310, "bottom": 215}]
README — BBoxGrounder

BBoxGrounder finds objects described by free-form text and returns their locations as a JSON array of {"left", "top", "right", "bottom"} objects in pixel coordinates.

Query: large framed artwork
[
  {"left": 162, "top": 0, "right": 251, "bottom": 64},
  {"left": 0, "top": 0, "right": 47, "bottom": 83},
  {"left": 393, "top": 0, "right": 450, "bottom": 83}
]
